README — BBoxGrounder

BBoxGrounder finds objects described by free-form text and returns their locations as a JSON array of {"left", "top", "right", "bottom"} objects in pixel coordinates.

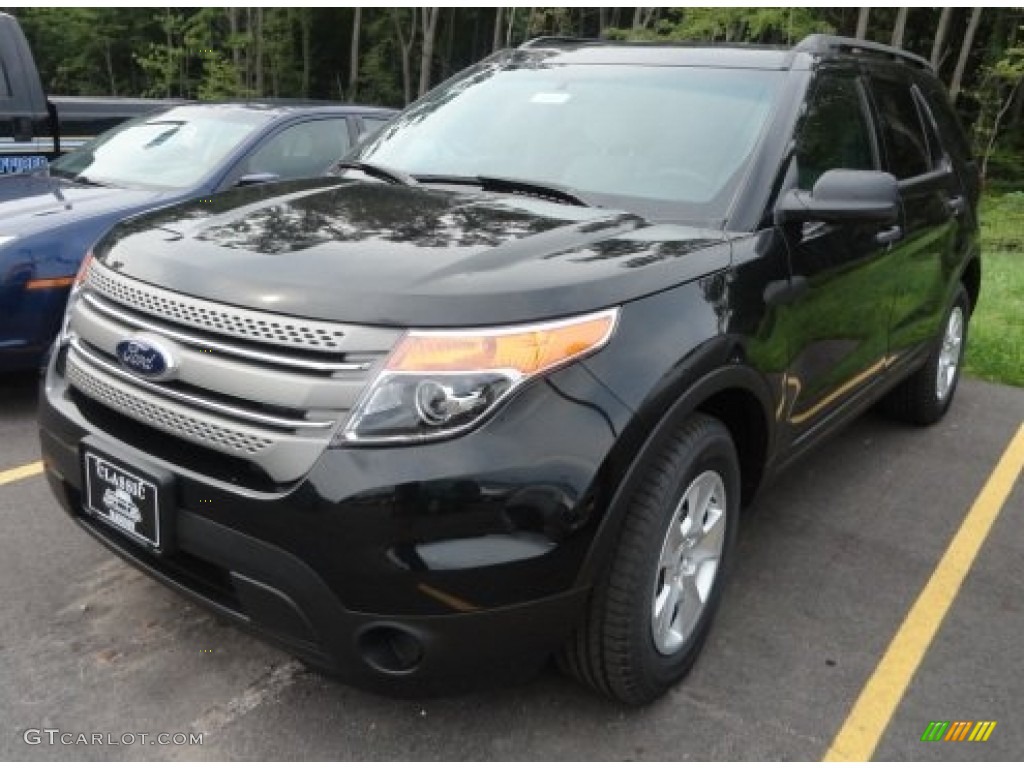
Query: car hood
[
  {"left": 95, "top": 178, "right": 733, "bottom": 327},
  {"left": 0, "top": 174, "right": 168, "bottom": 238}
]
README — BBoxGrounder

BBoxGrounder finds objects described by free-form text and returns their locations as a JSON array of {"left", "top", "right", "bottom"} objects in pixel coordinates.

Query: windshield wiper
[
  {"left": 334, "top": 160, "right": 418, "bottom": 187},
  {"left": 416, "top": 173, "right": 593, "bottom": 208},
  {"left": 71, "top": 174, "right": 109, "bottom": 187},
  {"left": 479, "top": 175, "right": 592, "bottom": 207}
]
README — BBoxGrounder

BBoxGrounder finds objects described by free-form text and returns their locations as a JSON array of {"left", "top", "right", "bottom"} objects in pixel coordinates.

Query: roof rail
[
  {"left": 519, "top": 36, "right": 600, "bottom": 49},
  {"left": 795, "top": 34, "right": 932, "bottom": 71}
]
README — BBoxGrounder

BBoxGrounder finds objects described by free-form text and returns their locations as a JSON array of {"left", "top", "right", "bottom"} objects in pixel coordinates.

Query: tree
[
  {"left": 419, "top": 8, "right": 441, "bottom": 98},
  {"left": 135, "top": 9, "right": 186, "bottom": 97},
  {"left": 492, "top": 7, "right": 504, "bottom": 51},
  {"left": 184, "top": 7, "right": 244, "bottom": 100},
  {"left": 930, "top": 7, "right": 953, "bottom": 69},
  {"left": 300, "top": 9, "right": 313, "bottom": 98},
  {"left": 349, "top": 8, "right": 362, "bottom": 100},
  {"left": 855, "top": 8, "right": 870, "bottom": 39},
  {"left": 975, "top": 30, "right": 1024, "bottom": 180},
  {"left": 391, "top": 8, "right": 418, "bottom": 106},
  {"left": 609, "top": 8, "right": 832, "bottom": 45},
  {"left": 890, "top": 8, "right": 908, "bottom": 49},
  {"left": 228, "top": 7, "right": 241, "bottom": 72},
  {"left": 951, "top": 7, "right": 983, "bottom": 103},
  {"left": 253, "top": 6, "right": 264, "bottom": 96},
  {"left": 632, "top": 7, "right": 659, "bottom": 31}
]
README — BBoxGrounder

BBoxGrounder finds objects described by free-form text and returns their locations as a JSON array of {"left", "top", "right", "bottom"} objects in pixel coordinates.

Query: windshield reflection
[
  {"left": 352, "top": 52, "right": 783, "bottom": 220},
  {"left": 50, "top": 106, "right": 272, "bottom": 191}
]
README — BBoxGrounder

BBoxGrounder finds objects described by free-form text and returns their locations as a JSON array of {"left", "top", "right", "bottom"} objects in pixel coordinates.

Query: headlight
[
  {"left": 58, "top": 251, "right": 94, "bottom": 343},
  {"left": 336, "top": 307, "right": 619, "bottom": 445}
]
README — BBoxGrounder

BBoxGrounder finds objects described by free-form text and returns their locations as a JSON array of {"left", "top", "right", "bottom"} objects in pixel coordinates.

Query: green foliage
[
  {"left": 964, "top": 247, "right": 1024, "bottom": 388},
  {"left": 981, "top": 192, "right": 1024, "bottom": 249},
  {"left": 607, "top": 7, "right": 833, "bottom": 44},
  {"left": 969, "top": 25, "right": 1024, "bottom": 181},
  {"left": 964, "top": 194, "right": 1024, "bottom": 387},
  {"left": 134, "top": 10, "right": 185, "bottom": 97},
  {"left": 526, "top": 8, "right": 577, "bottom": 38},
  {"left": 356, "top": 13, "right": 406, "bottom": 107},
  {"left": 13, "top": 7, "right": 158, "bottom": 95}
]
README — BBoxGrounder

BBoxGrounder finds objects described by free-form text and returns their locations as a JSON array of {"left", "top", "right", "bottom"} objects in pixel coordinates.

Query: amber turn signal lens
[
  {"left": 387, "top": 309, "right": 618, "bottom": 376},
  {"left": 25, "top": 276, "right": 76, "bottom": 291}
]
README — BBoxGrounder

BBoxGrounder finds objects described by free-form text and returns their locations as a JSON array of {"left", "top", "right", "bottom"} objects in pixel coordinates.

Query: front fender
[{"left": 575, "top": 280, "right": 777, "bottom": 587}]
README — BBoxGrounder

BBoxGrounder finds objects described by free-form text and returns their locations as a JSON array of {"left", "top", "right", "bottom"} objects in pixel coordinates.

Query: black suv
[{"left": 40, "top": 36, "right": 980, "bottom": 704}]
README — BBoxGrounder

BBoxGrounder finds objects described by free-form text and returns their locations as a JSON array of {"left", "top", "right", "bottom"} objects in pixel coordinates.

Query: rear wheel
[
  {"left": 559, "top": 413, "right": 740, "bottom": 705},
  {"left": 881, "top": 285, "right": 970, "bottom": 425}
]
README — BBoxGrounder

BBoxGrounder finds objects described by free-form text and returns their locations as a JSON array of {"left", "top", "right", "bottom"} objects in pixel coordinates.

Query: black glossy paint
[
  {"left": 96, "top": 180, "right": 729, "bottom": 327},
  {"left": 39, "top": 39, "right": 980, "bottom": 693}
]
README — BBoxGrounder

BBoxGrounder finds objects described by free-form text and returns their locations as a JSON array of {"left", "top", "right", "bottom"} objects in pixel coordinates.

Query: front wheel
[
  {"left": 559, "top": 413, "right": 740, "bottom": 705},
  {"left": 881, "top": 285, "right": 970, "bottom": 425}
]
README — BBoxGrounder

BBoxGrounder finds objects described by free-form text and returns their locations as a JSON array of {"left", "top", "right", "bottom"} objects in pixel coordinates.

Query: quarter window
[
  {"left": 870, "top": 77, "right": 931, "bottom": 180},
  {"left": 796, "top": 74, "right": 876, "bottom": 190}
]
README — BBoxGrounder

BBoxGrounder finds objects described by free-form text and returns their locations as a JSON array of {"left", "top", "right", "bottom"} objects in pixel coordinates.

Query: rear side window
[
  {"left": 796, "top": 73, "right": 876, "bottom": 190},
  {"left": 869, "top": 77, "right": 931, "bottom": 179},
  {"left": 916, "top": 77, "right": 973, "bottom": 164},
  {"left": 912, "top": 90, "right": 948, "bottom": 169}
]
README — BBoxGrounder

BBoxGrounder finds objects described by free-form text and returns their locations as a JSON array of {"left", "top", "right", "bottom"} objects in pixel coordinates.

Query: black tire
[
  {"left": 559, "top": 412, "right": 740, "bottom": 705},
  {"left": 881, "top": 285, "right": 970, "bottom": 426}
]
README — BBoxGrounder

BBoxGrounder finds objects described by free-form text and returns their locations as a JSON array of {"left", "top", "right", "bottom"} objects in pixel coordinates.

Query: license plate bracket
[{"left": 81, "top": 440, "right": 174, "bottom": 553}]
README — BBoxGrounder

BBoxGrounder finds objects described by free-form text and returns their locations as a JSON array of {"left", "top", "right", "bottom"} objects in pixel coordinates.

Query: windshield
[
  {"left": 352, "top": 60, "right": 784, "bottom": 221},
  {"left": 50, "top": 106, "right": 273, "bottom": 190}
]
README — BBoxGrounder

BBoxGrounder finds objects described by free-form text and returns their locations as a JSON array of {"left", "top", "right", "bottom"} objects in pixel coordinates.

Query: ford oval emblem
[{"left": 115, "top": 337, "right": 178, "bottom": 381}]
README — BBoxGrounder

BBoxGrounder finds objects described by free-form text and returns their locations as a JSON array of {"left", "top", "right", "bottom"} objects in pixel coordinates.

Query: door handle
[
  {"left": 945, "top": 195, "right": 967, "bottom": 217},
  {"left": 875, "top": 225, "right": 903, "bottom": 246}
]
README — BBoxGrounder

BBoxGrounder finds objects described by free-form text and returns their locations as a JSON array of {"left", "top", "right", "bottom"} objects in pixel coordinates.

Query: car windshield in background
[
  {"left": 50, "top": 106, "right": 273, "bottom": 190},
  {"left": 353, "top": 63, "right": 783, "bottom": 220}
]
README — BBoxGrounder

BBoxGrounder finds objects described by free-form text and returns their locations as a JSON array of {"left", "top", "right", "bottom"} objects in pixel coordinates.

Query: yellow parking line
[
  {"left": 0, "top": 460, "right": 44, "bottom": 487},
  {"left": 824, "top": 422, "right": 1024, "bottom": 761}
]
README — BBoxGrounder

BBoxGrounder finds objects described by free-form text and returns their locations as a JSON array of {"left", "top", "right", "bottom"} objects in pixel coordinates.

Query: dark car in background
[
  {"left": 0, "top": 102, "right": 394, "bottom": 370},
  {"left": 40, "top": 36, "right": 979, "bottom": 703}
]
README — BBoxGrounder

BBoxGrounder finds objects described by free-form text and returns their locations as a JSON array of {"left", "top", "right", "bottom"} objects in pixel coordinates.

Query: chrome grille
[
  {"left": 87, "top": 260, "right": 359, "bottom": 352},
  {"left": 64, "top": 261, "right": 403, "bottom": 483},
  {"left": 67, "top": 356, "right": 274, "bottom": 457}
]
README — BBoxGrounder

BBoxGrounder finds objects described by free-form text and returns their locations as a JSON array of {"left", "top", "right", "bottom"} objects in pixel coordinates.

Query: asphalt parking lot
[{"left": 1, "top": 371, "right": 1021, "bottom": 760}]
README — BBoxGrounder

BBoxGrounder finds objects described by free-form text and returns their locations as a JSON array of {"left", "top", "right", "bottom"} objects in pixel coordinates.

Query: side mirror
[
  {"left": 775, "top": 169, "right": 899, "bottom": 225},
  {"left": 234, "top": 172, "right": 280, "bottom": 188}
]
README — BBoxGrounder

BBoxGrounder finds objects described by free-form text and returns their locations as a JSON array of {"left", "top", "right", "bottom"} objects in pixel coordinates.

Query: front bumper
[
  {"left": 39, "top": 351, "right": 631, "bottom": 693},
  {"left": 0, "top": 283, "right": 68, "bottom": 372}
]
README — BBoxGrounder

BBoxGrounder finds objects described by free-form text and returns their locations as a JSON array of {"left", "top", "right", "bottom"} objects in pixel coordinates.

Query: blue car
[{"left": 0, "top": 102, "right": 394, "bottom": 371}]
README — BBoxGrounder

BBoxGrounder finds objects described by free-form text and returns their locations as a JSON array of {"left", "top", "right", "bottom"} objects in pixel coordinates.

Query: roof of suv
[{"left": 516, "top": 34, "right": 933, "bottom": 73}]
